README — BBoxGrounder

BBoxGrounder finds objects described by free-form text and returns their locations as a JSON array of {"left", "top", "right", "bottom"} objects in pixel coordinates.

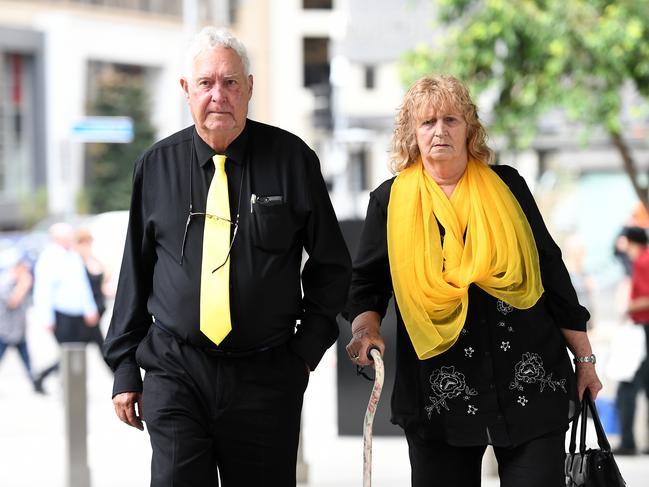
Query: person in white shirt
[{"left": 32, "top": 223, "right": 100, "bottom": 391}]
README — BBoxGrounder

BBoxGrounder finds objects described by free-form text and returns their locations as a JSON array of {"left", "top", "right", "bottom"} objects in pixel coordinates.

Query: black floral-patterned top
[{"left": 344, "top": 165, "right": 589, "bottom": 447}]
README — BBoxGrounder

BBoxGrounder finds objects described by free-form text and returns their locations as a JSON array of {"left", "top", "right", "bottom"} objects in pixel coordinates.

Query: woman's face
[{"left": 415, "top": 104, "right": 468, "bottom": 167}]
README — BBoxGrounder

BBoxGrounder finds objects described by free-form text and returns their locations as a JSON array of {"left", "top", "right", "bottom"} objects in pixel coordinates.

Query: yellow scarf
[{"left": 387, "top": 158, "right": 543, "bottom": 360}]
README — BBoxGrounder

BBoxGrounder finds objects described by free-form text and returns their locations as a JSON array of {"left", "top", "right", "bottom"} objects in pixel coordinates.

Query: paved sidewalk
[{"left": 1, "top": 328, "right": 648, "bottom": 487}]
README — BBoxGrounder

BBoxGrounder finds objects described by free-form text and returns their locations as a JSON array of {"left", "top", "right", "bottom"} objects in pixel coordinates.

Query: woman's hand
[
  {"left": 346, "top": 311, "right": 385, "bottom": 367},
  {"left": 575, "top": 363, "right": 603, "bottom": 400},
  {"left": 560, "top": 329, "right": 603, "bottom": 400}
]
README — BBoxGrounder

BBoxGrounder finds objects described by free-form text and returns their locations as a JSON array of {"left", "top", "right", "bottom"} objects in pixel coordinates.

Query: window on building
[
  {"left": 84, "top": 61, "right": 156, "bottom": 213},
  {"left": 0, "top": 52, "right": 35, "bottom": 200},
  {"left": 364, "top": 65, "right": 376, "bottom": 90},
  {"left": 303, "top": 0, "right": 333, "bottom": 9},
  {"left": 349, "top": 146, "right": 370, "bottom": 192},
  {"left": 228, "top": 0, "right": 239, "bottom": 24},
  {"left": 303, "top": 37, "right": 330, "bottom": 88}
]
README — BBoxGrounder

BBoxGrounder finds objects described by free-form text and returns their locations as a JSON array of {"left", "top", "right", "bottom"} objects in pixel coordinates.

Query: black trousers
[
  {"left": 136, "top": 326, "right": 310, "bottom": 487},
  {"left": 54, "top": 311, "right": 104, "bottom": 347},
  {"left": 616, "top": 324, "right": 649, "bottom": 449},
  {"left": 37, "top": 312, "right": 105, "bottom": 384},
  {"left": 406, "top": 430, "right": 566, "bottom": 487}
]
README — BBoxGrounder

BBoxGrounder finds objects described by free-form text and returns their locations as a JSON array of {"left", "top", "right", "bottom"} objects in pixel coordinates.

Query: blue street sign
[{"left": 71, "top": 116, "right": 134, "bottom": 143}]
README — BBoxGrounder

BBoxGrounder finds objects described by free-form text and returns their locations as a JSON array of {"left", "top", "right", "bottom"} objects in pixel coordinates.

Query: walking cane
[{"left": 363, "top": 347, "right": 384, "bottom": 487}]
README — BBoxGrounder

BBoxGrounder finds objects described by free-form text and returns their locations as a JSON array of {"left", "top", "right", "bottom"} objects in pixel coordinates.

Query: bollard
[
  {"left": 62, "top": 343, "right": 91, "bottom": 487},
  {"left": 296, "top": 423, "right": 309, "bottom": 484}
]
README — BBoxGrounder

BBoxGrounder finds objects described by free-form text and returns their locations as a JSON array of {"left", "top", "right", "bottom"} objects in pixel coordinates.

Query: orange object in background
[{"left": 631, "top": 201, "right": 649, "bottom": 228}]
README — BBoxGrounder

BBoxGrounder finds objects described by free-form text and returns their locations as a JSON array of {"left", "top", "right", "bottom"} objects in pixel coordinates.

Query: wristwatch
[{"left": 573, "top": 354, "right": 596, "bottom": 365}]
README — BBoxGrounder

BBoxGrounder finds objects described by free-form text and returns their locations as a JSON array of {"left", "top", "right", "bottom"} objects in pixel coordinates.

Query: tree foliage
[
  {"left": 84, "top": 69, "right": 155, "bottom": 213},
  {"left": 402, "top": 0, "right": 649, "bottom": 207}
]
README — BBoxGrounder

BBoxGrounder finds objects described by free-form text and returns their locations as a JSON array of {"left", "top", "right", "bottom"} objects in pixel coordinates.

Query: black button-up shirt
[
  {"left": 104, "top": 120, "right": 351, "bottom": 396},
  {"left": 345, "top": 164, "right": 589, "bottom": 447}
]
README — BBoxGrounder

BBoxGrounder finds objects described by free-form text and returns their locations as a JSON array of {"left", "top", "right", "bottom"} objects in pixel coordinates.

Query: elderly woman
[{"left": 345, "top": 75, "right": 602, "bottom": 486}]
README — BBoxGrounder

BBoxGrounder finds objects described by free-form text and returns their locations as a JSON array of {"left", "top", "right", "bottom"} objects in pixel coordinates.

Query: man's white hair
[{"left": 185, "top": 27, "right": 251, "bottom": 77}]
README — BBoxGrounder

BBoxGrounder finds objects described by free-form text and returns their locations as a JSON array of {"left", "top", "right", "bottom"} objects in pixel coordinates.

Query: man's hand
[{"left": 112, "top": 392, "right": 144, "bottom": 430}]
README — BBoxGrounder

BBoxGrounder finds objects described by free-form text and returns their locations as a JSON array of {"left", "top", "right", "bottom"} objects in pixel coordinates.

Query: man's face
[{"left": 181, "top": 46, "right": 253, "bottom": 142}]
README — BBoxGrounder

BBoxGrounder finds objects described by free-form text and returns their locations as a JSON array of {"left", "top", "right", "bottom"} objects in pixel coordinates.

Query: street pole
[
  {"left": 62, "top": 343, "right": 91, "bottom": 487},
  {"left": 296, "top": 425, "right": 309, "bottom": 484}
]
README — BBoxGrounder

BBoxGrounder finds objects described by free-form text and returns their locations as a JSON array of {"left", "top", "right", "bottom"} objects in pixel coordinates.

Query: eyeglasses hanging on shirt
[{"left": 179, "top": 148, "right": 245, "bottom": 272}]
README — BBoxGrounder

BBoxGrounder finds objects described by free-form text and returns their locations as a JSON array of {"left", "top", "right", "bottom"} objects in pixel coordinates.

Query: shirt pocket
[{"left": 251, "top": 195, "right": 298, "bottom": 252}]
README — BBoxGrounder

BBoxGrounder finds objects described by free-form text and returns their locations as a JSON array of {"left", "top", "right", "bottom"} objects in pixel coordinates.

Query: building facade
[
  {"left": 3, "top": 0, "right": 647, "bottom": 230},
  {"left": 0, "top": 0, "right": 347, "bottom": 228}
]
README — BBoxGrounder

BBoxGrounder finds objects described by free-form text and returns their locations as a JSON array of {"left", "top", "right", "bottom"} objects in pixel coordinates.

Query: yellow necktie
[{"left": 200, "top": 154, "right": 232, "bottom": 345}]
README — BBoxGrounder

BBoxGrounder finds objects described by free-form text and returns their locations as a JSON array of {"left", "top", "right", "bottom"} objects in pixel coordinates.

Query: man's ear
[
  {"left": 180, "top": 77, "right": 190, "bottom": 100},
  {"left": 247, "top": 74, "right": 254, "bottom": 100}
]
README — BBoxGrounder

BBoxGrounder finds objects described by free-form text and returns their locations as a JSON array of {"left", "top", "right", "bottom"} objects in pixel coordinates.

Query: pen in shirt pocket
[{"left": 251, "top": 194, "right": 284, "bottom": 213}]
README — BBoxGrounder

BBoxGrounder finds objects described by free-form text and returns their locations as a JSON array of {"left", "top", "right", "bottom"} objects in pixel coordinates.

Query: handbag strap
[
  {"left": 583, "top": 389, "right": 611, "bottom": 451},
  {"left": 569, "top": 396, "right": 580, "bottom": 454},
  {"left": 570, "top": 389, "right": 612, "bottom": 454}
]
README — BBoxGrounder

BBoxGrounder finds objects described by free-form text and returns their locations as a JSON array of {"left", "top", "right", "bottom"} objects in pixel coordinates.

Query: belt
[{"left": 152, "top": 321, "right": 290, "bottom": 358}]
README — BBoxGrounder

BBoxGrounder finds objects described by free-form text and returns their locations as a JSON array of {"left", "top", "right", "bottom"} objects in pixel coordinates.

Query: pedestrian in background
[
  {"left": 103, "top": 27, "right": 350, "bottom": 487},
  {"left": 75, "top": 227, "right": 107, "bottom": 347},
  {"left": 345, "top": 75, "right": 601, "bottom": 487},
  {"left": 32, "top": 222, "right": 99, "bottom": 392},
  {"left": 0, "top": 252, "right": 41, "bottom": 393},
  {"left": 614, "top": 225, "right": 649, "bottom": 456},
  {"left": 564, "top": 233, "right": 595, "bottom": 329}
]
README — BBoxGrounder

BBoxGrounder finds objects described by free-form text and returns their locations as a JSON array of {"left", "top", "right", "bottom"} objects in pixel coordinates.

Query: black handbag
[{"left": 565, "top": 390, "right": 626, "bottom": 487}]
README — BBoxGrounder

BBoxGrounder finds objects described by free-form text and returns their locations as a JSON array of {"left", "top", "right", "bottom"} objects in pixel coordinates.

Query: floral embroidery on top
[
  {"left": 500, "top": 341, "right": 511, "bottom": 351},
  {"left": 425, "top": 366, "right": 478, "bottom": 418},
  {"left": 497, "top": 300, "right": 513, "bottom": 315},
  {"left": 464, "top": 347, "right": 475, "bottom": 358},
  {"left": 517, "top": 395, "right": 528, "bottom": 406},
  {"left": 509, "top": 352, "right": 567, "bottom": 393},
  {"left": 467, "top": 404, "right": 478, "bottom": 415}
]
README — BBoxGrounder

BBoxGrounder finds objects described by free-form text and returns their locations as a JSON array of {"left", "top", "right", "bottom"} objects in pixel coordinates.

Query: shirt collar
[{"left": 193, "top": 121, "right": 250, "bottom": 168}]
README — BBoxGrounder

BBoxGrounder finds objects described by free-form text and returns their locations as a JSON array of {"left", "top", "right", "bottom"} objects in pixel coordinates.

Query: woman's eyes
[{"left": 422, "top": 117, "right": 459, "bottom": 125}]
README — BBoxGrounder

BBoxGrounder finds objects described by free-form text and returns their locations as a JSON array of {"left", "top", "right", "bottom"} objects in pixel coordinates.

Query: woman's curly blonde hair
[{"left": 390, "top": 75, "right": 493, "bottom": 174}]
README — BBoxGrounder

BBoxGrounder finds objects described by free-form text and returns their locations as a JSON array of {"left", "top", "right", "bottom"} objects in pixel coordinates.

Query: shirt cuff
[
  {"left": 111, "top": 362, "right": 143, "bottom": 398},
  {"left": 342, "top": 297, "right": 389, "bottom": 324},
  {"left": 289, "top": 314, "right": 339, "bottom": 371}
]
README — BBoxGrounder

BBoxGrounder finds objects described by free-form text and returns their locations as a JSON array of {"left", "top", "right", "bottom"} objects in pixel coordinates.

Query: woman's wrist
[{"left": 573, "top": 353, "right": 596, "bottom": 365}]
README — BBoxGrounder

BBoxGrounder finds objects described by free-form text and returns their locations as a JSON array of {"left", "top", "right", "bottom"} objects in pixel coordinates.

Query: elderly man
[{"left": 103, "top": 27, "right": 351, "bottom": 486}]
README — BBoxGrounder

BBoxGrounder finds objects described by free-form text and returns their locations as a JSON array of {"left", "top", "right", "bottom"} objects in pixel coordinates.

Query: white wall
[
  {"left": 338, "top": 61, "right": 403, "bottom": 119},
  {"left": 268, "top": 0, "right": 347, "bottom": 144}
]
